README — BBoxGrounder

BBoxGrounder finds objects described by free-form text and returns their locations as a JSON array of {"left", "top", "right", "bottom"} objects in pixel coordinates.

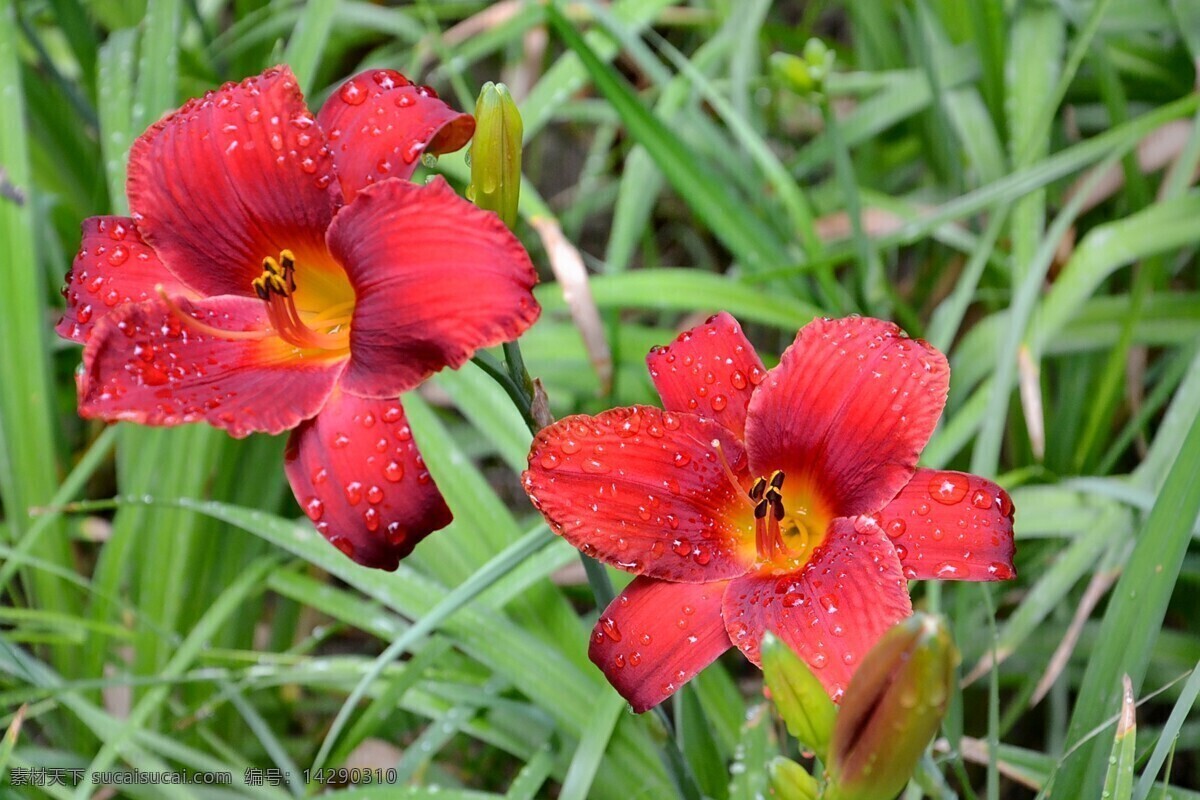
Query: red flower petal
[
  {"left": 57, "top": 217, "right": 191, "bottom": 343},
  {"left": 722, "top": 517, "right": 913, "bottom": 701},
  {"left": 589, "top": 576, "right": 732, "bottom": 713},
  {"left": 744, "top": 317, "right": 949, "bottom": 518},
  {"left": 326, "top": 177, "right": 539, "bottom": 398},
  {"left": 79, "top": 295, "right": 344, "bottom": 438},
  {"left": 284, "top": 391, "right": 452, "bottom": 570},
  {"left": 316, "top": 69, "right": 475, "bottom": 202},
  {"left": 523, "top": 406, "right": 757, "bottom": 582},
  {"left": 127, "top": 65, "right": 341, "bottom": 299},
  {"left": 875, "top": 468, "right": 1016, "bottom": 581},
  {"left": 646, "top": 312, "right": 768, "bottom": 440}
]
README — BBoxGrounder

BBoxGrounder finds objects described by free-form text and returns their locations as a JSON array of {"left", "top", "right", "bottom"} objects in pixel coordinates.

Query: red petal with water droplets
[
  {"left": 317, "top": 69, "right": 475, "bottom": 202},
  {"left": 79, "top": 295, "right": 344, "bottom": 438},
  {"left": 284, "top": 391, "right": 452, "bottom": 570},
  {"left": 722, "top": 517, "right": 912, "bottom": 701},
  {"left": 327, "top": 177, "right": 539, "bottom": 398},
  {"left": 875, "top": 468, "right": 1016, "bottom": 581},
  {"left": 523, "top": 405, "right": 757, "bottom": 582},
  {"left": 127, "top": 65, "right": 341, "bottom": 299},
  {"left": 744, "top": 317, "right": 949, "bottom": 518},
  {"left": 57, "top": 216, "right": 191, "bottom": 343},
  {"left": 647, "top": 312, "right": 768, "bottom": 440},
  {"left": 590, "top": 576, "right": 732, "bottom": 713}
]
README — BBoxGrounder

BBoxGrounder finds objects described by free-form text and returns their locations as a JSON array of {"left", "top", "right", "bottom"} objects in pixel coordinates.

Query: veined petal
[
  {"left": 79, "top": 295, "right": 344, "bottom": 438},
  {"left": 876, "top": 468, "right": 1016, "bottom": 581},
  {"left": 57, "top": 217, "right": 190, "bottom": 343},
  {"left": 326, "top": 177, "right": 539, "bottom": 398},
  {"left": 284, "top": 391, "right": 451, "bottom": 570},
  {"left": 523, "top": 406, "right": 757, "bottom": 582},
  {"left": 127, "top": 65, "right": 341, "bottom": 299},
  {"left": 722, "top": 517, "right": 912, "bottom": 701},
  {"left": 647, "top": 312, "right": 768, "bottom": 441},
  {"left": 589, "top": 576, "right": 732, "bottom": 713},
  {"left": 744, "top": 317, "right": 949, "bottom": 518},
  {"left": 317, "top": 69, "right": 475, "bottom": 201}
]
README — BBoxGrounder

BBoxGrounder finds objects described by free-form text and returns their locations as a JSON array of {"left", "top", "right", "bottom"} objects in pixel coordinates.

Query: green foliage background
[{"left": 1, "top": 0, "right": 1199, "bottom": 798}]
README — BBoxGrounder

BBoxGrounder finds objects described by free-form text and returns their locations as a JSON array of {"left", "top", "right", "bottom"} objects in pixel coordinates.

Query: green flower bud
[
  {"left": 468, "top": 81, "right": 523, "bottom": 229},
  {"left": 761, "top": 632, "right": 836, "bottom": 761},
  {"left": 825, "top": 614, "right": 958, "bottom": 800},
  {"left": 770, "top": 38, "right": 835, "bottom": 98},
  {"left": 768, "top": 757, "right": 820, "bottom": 800}
]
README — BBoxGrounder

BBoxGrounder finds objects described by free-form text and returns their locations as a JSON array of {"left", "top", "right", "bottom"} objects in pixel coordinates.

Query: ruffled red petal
[
  {"left": 722, "top": 517, "right": 913, "bottom": 701},
  {"left": 127, "top": 65, "right": 341, "bottom": 299},
  {"left": 79, "top": 295, "right": 344, "bottom": 438},
  {"left": 875, "top": 468, "right": 1016, "bottom": 581},
  {"left": 744, "top": 317, "right": 949, "bottom": 518},
  {"left": 284, "top": 391, "right": 451, "bottom": 570},
  {"left": 589, "top": 576, "right": 732, "bottom": 713},
  {"left": 316, "top": 69, "right": 475, "bottom": 202},
  {"left": 523, "top": 406, "right": 757, "bottom": 582},
  {"left": 57, "top": 217, "right": 191, "bottom": 343},
  {"left": 326, "top": 177, "right": 539, "bottom": 398},
  {"left": 646, "top": 312, "right": 768, "bottom": 441}
]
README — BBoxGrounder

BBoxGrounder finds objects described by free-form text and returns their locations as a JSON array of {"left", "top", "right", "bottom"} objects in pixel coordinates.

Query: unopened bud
[
  {"left": 768, "top": 757, "right": 820, "bottom": 800},
  {"left": 825, "top": 614, "right": 958, "bottom": 800},
  {"left": 761, "top": 632, "right": 836, "bottom": 761},
  {"left": 770, "top": 38, "right": 835, "bottom": 98},
  {"left": 468, "top": 81, "right": 522, "bottom": 228}
]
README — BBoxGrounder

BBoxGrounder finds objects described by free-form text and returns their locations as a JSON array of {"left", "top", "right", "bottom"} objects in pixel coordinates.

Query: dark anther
[
  {"left": 753, "top": 498, "right": 769, "bottom": 519},
  {"left": 750, "top": 477, "right": 767, "bottom": 501},
  {"left": 769, "top": 470, "right": 786, "bottom": 490}
]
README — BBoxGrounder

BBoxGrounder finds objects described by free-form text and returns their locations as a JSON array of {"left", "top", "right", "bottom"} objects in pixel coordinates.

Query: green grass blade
[
  {"left": 1101, "top": 676, "right": 1137, "bottom": 800},
  {"left": 308, "top": 525, "right": 555, "bottom": 772},
  {"left": 545, "top": 2, "right": 790, "bottom": 276},
  {"left": 558, "top": 692, "right": 626, "bottom": 800},
  {"left": 1050, "top": 395, "right": 1200, "bottom": 794},
  {"left": 0, "top": 0, "right": 80, "bottom": 660},
  {"left": 282, "top": 0, "right": 335, "bottom": 94}
]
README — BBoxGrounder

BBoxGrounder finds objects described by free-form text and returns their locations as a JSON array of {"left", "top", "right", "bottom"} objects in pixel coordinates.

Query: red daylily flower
[
  {"left": 523, "top": 313, "right": 1014, "bottom": 711},
  {"left": 58, "top": 66, "right": 540, "bottom": 570}
]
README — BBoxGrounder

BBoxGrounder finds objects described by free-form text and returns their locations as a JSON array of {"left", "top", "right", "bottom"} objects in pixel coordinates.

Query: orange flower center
[
  {"left": 157, "top": 249, "right": 354, "bottom": 353},
  {"left": 252, "top": 249, "right": 352, "bottom": 352},
  {"left": 711, "top": 439, "right": 831, "bottom": 572},
  {"left": 748, "top": 470, "right": 830, "bottom": 571}
]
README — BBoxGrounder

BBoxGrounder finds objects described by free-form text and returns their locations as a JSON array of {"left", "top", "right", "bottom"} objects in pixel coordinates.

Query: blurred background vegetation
[{"left": 2, "top": 0, "right": 1200, "bottom": 797}]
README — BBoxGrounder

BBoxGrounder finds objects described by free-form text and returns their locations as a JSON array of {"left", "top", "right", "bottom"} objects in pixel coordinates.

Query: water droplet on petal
[
  {"left": 600, "top": 617, "right": 622, "bottom": 641},
  {"left": 339, "top": 80, "right": 366, "bottom": 105},
  {"left": 344, "top": 481, "right": 363, "bottom": 505},
  {"left": 304, "top": 497, "right": 324, "bottom": 521},
  {"left": 929, "top": 472, "right": 968, "bottom": 504}
]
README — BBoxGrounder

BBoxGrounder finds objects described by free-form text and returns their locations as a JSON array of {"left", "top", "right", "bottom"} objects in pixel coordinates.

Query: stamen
[
  {"left": 252, "top": 250, "right": 349, "bottom": 352},
  {"left": 156, "top": 285, "right": 271, "bottom": 341},
  {"left": 712, "top": 438, "right": 755, "bottom": 511},
  {"left": 750, "top": 476, "right": 767, "bottom": 502}
]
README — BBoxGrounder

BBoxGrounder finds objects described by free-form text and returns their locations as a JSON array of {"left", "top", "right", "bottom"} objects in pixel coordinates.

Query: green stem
[{"left": 471, "top": 350, "right": 536, "bottom": 431}]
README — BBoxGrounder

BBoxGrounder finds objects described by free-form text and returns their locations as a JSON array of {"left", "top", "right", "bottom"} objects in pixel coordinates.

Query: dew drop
[
  {"left": 711, "top": 394, "right": 727, "bottom": 412},
  {"left": 366, "top": 485, "right": 384, "bottom": 504},
  {"left": 363, "top": 507, "right": 380, "bottom": 532},
  {"left": 344, "top": 481, "right": 363, "bottom": 505},
  {"left": 730, "top": 370, "right": 747, "bottom": 389},
  {"left": 339, "top": 80, "right": 366, "bottom": 105},
  {"left": 383, "top": 461, "right": 404, "bottom": 482},
  {"left": 929, "top": 472, "right": 968, "bottom": 504},
  {"left": 886, "top": 518, "right": 906, "bottom": 538},
  {"left": 600, "top": 617, "right": 622, "bottom": 641},
  {"left": 304, "top": 497, "right": 324, "bottom": 521},
  {"left": 971, "top": 490, "right": 994, "bottom": 510}
]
